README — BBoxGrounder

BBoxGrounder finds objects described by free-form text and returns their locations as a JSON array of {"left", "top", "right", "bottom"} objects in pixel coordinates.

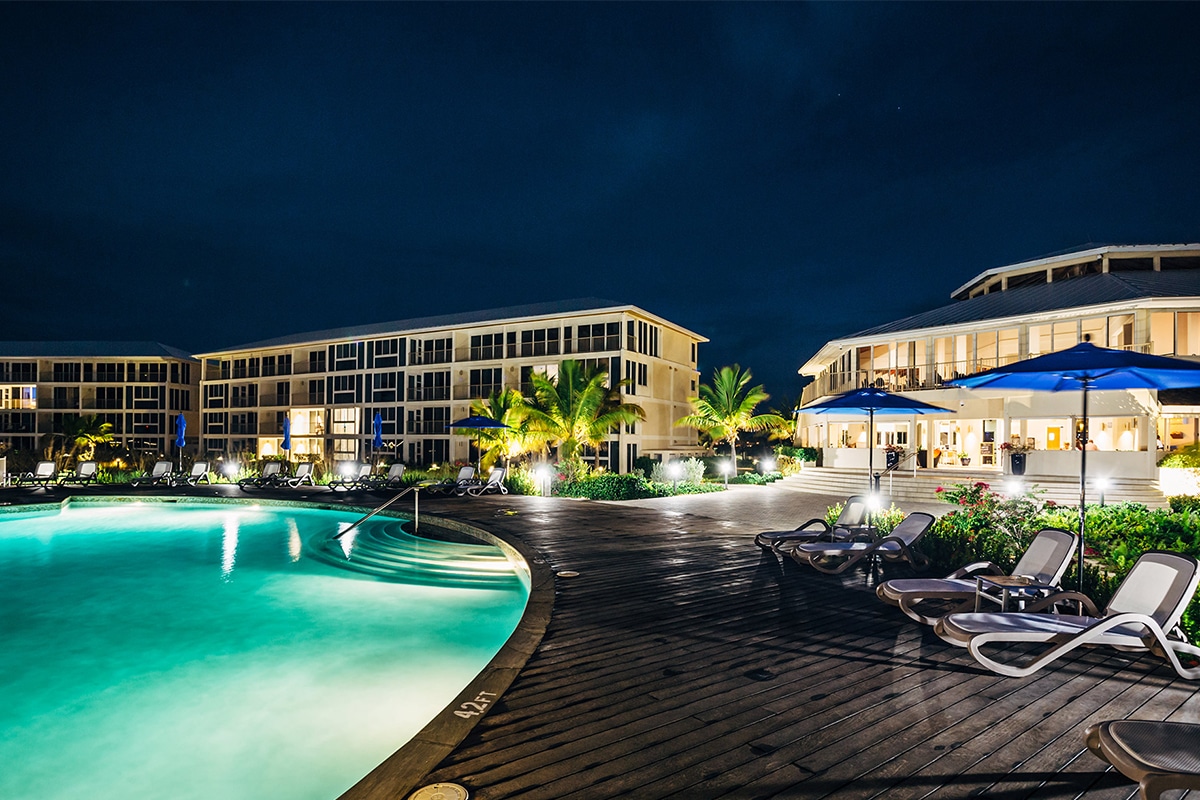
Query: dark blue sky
[{"left": 2, "top": 2, "right": 1198, "bottom": 405}]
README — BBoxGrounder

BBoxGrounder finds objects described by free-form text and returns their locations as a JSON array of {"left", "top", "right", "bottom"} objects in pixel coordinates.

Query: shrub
[
  {"left": 650, "top": 458, "right": 707, "bottom": 485},
  {"left": 632, "top": 455, "right": 657, "bottom": 478},
  {"left": 1159, "top": 444, "right": 1200, "bottom": 468},
  {"left": 503, "top": 465, "right": 539, "bottom": 496},
  {"left": 556, "top": 473, "right": 670, "bottom": 500}
]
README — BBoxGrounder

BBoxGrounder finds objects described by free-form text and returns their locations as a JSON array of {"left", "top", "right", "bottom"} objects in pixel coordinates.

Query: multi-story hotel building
[
  {"left": 796, "top": 244, "right": 1200, "bottom": 482},
  {"left": 0, "top": 342, "right": 199, "bottom": 456},
  {"left": 195, "top": 299, "right": 706, "bottom": 471}
]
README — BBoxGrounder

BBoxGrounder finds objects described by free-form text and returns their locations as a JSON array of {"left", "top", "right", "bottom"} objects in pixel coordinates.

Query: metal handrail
[{"left": 333, "top": 485, "right": 421, "bottom": 539}]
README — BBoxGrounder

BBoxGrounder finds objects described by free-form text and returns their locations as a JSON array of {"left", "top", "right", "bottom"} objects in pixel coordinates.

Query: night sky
[{"left": 2, "top": 2, "right": 1199, "bottom": 406}]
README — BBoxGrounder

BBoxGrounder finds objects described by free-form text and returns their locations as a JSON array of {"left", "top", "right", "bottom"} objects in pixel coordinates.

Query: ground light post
[{"left": 667, "top": 461, "right": 683, "bottom": 493}]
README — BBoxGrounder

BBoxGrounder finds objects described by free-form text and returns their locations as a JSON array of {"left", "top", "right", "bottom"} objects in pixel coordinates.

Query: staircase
[
  {"left": 306, "top": 517, "right": 525, "bottom": 588},
  {"left": 781, "top": 467, "right": 1169, "bottom": 508}
]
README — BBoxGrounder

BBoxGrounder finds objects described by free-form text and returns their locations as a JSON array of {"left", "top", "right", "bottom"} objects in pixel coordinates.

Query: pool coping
[{"left": 5, "top": 494, "right": 554, "bottom": 800}]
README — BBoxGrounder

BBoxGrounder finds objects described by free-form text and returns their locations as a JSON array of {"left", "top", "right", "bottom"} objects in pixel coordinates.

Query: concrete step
[{"left": 782, "top": 467, "right": 1168, "bottom": 508}]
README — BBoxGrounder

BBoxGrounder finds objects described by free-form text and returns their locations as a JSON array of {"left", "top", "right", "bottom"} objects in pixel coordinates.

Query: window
[
  {"left": 332, "top": 407, "right": 358, "bottom": 435},
  {"left": 205, "top": 384, "right": 228, "bottom": 409},
  {"left": 409, "top": 439, "right": 449, "bottom": 465},
  {"left": 96, "top": 386, "right": 123, "bottom": 410},
  {"left": 261, "top": 356, "right": 276, "bottom": 377},
  {"left": 133, "top": 385, "right": 164, "bottom": 409},
  {"left": 277, "top": 355, "right": 291, "bottom": 375},
  {"left": 470, "top": 332, "right": 504, "bottom": 360},
  {"left": 373, "top": 338, "right": 400, "bottom": 368},
  {"left": 308, "top": 351, "right": 326, "bottom": 373},
  {"left": 1108, "top": 314, "right": 1135, "bottom": 349},
  {"left": 369, "top": 406, "right": 400, "bottom": 435},
  {"left": 407, "top": 406, "right": 449, "bottom": 435},
  {"left": 132, "top": 413, "right": 162, "bottom": 434},
  {"left": 408, "top": 371, "right": 450, "bottom": 401},
  {"left": 52, "top": 363, "right": 81, "bottom": 382},
  {"left": 307, "top": 380, "right": 325, "bottom": 405},
  {"left": 169, "top": 388, "right": 192, "bottom": 411},
  {"left": 332, "top": 375, "right": 357, "bottom": 404},
  {"left": 136, "top": 363, "right": 166, "bottom": 383},
  {"left": 230, "top": 413, "right": 256, "bottom": 435},
  {"left": 520, "top": 328, "right": 560, "bottom": 357},
  {"left": 629, "top": 320, "right": 660, "bottom": 356},
  {"left": 334, "top": 343, "right": 359, "bottom": 371},
  {"left": 469, "top": 368, "right": 502, "bottom": 399},
  {"left": 1178, "top": 313, "right": 1200, "bottom": 356},
  {"left": 96, "top": 363, "right": 124, "bottom": 383},
  {"left": 576, "top": 322, "right": 620, "bottom": 353},
  {"left": 204, "top": 413, "right": 227, "bottom": 434},
  {"left": 409, "top": 337, "right": 452, "bottom": 365},
  {"left": 230, "top": 384, "right": 257, "bottom": 408},
  {"left": 371, "top": 371, "right": 398, "bottom": 402}
]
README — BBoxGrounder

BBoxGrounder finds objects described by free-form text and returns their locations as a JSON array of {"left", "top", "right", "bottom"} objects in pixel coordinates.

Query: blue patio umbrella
[
  {"left": 447, "top": 415, "right": 511, "bottom": 474},
  {"left": 372, "top": 411, "right": 384, "bottom": 450},
  {"left": 174, "top": 413, "right": 187, "bottom": 471},
  {"left": 799, "top": 387, "right": 953, "bottom": 495},
  {"left": 281, "top": 417, "right": 292, "bottom": 463},
  {"left": 950, "top": 340, "right": 1200, "bottom": 589}
]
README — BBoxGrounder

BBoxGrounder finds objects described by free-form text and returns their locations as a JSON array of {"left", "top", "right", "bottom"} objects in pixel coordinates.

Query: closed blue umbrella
[
  {"left": 950, "top": 341, "right": 1200, "bottom": 589},
  {"left": 800, "top": 388, "right": 953, "bottom": 494},
  {"left": 281, "top": 416, "right": 292, "bottom": 463},
  {"left": 174, "top": 413, "right": 187, "bottom": 471},
  {"left": 372, "top": 411, "right": 384, "bottom": 450}
]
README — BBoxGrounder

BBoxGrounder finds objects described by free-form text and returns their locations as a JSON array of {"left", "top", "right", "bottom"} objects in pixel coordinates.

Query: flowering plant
[
  {"left": 884, "top": 444, "right": 906, "bottom": 454},
  {"left": 999, "top": 440, "right": 1031, "bottom": 454}
]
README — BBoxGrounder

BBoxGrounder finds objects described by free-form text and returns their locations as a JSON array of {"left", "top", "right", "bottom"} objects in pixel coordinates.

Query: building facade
[
  {"left": 796, "top": 244, "right": 1200, "bottom": 481},
  {"left": 195, "top": 299, "right": 706, "bottom": 471},
  {"left": 0, "top": 342, "right": 199, "bottom": 458}
]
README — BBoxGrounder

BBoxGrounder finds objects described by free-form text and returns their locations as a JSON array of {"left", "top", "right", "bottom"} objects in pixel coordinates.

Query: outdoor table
[{"left": 974, "top": 574, "right": 1055, "bottom": 612}]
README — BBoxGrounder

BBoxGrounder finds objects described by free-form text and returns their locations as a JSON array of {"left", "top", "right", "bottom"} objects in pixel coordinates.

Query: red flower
[
  {"left": 935, "top": 486, "right": 944, "bottom": 493},
  {"left": 974, "top": 482, "right": 990, "bottom": 490},
  {"left": 1045, "top": 500, "right": 1057, "bottom": 507}
]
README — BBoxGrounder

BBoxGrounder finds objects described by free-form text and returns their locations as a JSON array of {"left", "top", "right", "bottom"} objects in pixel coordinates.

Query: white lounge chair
[
  {"left": 365, "top": 462, "right": 405, "bottom": 490},
  {"left": 328, "top": 463, "right": 370, "bottom": 491},
  {"left": 791, "top": 511, "right": 934, "bottom": 574},
  {"left": 179, "top": 461, "right": 211, "bottom": 486},
  {"left": 467, "top": 467, "right": 507, "bottom": 496},
  {"left": 877, "top": 528, "right": 1078, "bottom": 625},
  {"left": 755, "top": 494, "right": 871, "bottom": 552},
  {"left": 238, "top": 461, "right": 283, "bottom": 489},
  {"left": 934, "top": 550, "right": 1200, "bottom": 679},
  {"left": 131, "top": 460, "right": 174, "bottom": 487},
  {"left": 59, "top": 460, "right": 99, "bottom": 487},
  {"left": 16, "top": 460, "right": 58, "bottom": 488},
  {"left": 1084, "top": 718, "right": 1200, "bottom": 800},
  {"left": 286, "top": 461, "right": 315, "bottom": 487},
  {"left": 425, "top": 466, "right": 475, "bottom": 496}
]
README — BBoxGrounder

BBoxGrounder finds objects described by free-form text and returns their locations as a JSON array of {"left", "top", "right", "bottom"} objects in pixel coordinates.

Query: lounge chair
[
  {"left": 876, "top": 528, "right": 1078, "bottom": 625},
  {"left": 1084, "top": 719, "right": 1200, "bottom": 800},
  {"left": 366, "top": 463, "right": 405, "bottom": 490},
  {"left": 285, "top": 461, "right": 315, "bottom": 487},
  {"left": 791, "top": 511, "right": 935, "bottom": 574},
  {"left": 934, "top": 550, "right": 1200, "bottom": 679},
  {"left": 131, "top": 460, "right": 174, "bottom": 487},
  {"left": 754, "top": 494, "right": 871, "bottom": 552},
  {"left": 178, "top": 461, "right": 211, "bottom": 486},
  {"left": 424, "top": 466, "right": 475, "bottom": 496},
  {"left": 16, "top": 460, "right": 58, "bottom": 488},
  {"left": 328, "top": 463, "right": 371, "bottom": 492},
  {"left": 237, "top": 461, "right": 284, "bottom": 489},
  {"left": 58, "top": 460, "right": 99, "bottom": 487},
  {"left": 467, "top": 467, "right": 507, "bottom": 496}
]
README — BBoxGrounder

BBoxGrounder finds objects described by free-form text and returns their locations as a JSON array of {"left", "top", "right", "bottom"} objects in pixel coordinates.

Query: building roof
[
  {"left": 0, "top": 341, "right": 198, "bottom": 361},
  {"left": 849, "top": 269, "right": 1200, "bottom": 339},
  {"left": 202, "top": 297, "right": 707, "bottom": 355}
]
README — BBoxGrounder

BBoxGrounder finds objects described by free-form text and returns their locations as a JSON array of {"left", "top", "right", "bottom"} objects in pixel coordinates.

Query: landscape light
[
  {"left": 759, "top": 457, "right": 776, "bottom": 474},
  {"left": 666, "top": 461, "right": 684, "bottom": 491},
  {"left": 533, "top": 463, "right": 552, "bottom": 497},
  {"left": 221, "top": 462, "right": 239, "bottom": 479},
  {"left": 1005, "top": 479, "right": 1023, "bottom": 497},
  {"left": 1096, "top": 477, "right": 1109, "bottom": 507}
]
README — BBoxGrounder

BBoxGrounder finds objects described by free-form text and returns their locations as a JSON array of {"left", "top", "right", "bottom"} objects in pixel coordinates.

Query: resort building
[
  {"left": 796, "top": 244, "right": 1200, "bottom": 485},
  {"left": 0, "top": 342, "right": 199, "bottom": 456},
  {"left": 195, "top": 299, "right": 706, "bottom": 471}
]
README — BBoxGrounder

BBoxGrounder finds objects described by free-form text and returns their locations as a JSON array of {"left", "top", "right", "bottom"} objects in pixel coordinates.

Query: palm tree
[
  {"left": 54, "top": 415, "right": 115, "bottom": 466},
  {"left": 524, "top": 360, "right": 644, "bottom": 468},
  {"left": 469, "top": 389, "right": 541, "bottom": 470},
  {"left": 676, "top": 365, "right": 787, "bottom": 466}
]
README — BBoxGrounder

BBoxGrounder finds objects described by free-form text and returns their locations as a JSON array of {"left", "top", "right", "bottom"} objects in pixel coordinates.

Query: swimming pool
[{"left": 0, "top": 499, "right": 530, "bottom": 800}]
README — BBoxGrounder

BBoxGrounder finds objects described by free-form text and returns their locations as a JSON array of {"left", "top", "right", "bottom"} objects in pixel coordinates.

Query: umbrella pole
[
  {"left": 868, "top": 408, "right": 875, "bottom": 534},
  {"left": 1078, "top": 383, "right": 1089, "bottom": 592}
]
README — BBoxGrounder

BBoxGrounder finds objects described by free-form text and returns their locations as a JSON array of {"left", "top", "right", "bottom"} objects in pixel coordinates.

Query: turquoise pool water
[{"left": 0, "top": 501, "right": 529, "bottom": 800}]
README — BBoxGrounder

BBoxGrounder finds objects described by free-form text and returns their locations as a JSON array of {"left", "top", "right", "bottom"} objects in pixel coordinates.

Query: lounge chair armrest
[
  {"left": 1022, "top": 590, "right": 1101, "bottom": 616},
  {"left": 947, "top": 561, "right": 1003, "bottom": 579}
]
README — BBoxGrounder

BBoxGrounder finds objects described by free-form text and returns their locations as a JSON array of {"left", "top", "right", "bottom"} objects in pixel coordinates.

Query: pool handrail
[{"left": 334, "top": 485, "right": 421, "bottom": 538}]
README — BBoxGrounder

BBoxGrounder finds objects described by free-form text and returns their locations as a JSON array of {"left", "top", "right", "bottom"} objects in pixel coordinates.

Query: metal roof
[
  {"left": 202, "top": 297, "right": 707, "bottom": 354},
  {"left": 849, "top": 270, "right": 1200, "bottom": 339},
  {"left": 0, "top": 341, "right": 198, "bottom": 361}
]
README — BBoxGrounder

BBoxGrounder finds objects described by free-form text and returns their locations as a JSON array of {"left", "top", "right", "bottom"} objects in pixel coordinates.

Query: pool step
[{"left": 306, "top": 519, "right": 522, "bottom": 588}]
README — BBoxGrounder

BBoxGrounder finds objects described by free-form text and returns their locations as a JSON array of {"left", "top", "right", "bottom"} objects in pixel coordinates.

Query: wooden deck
[
  {"left": 412, "top": 485, "right": 1198, "bottom": 800},
  {"left": 4, "top": 478, "right": 1197, "bottom": 799}
]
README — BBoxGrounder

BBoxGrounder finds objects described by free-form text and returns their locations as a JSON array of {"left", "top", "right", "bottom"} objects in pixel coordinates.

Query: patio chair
[
  {"left": 1084, "top": 719, "right": 1200, "bottom": 800},
  {"left": 58, "top": 460, "right": 99, "bottom": 487},
  {"left": 424, "top": 466, "right": 475, "bottom": 496},
  {"left": 328, "top": 463, "right": 371, "bottom": 492},
  {"left": 365, "top": 463, "right": 405, "bottom": 490},
  {"left": 754, "top": 494, "right": 872, "bottom": 553},
  {"left": 934, "top": 550, "right": 1200, "bottom": 679},
  {"left": 876, "top": 528, "right": 1078, "bottom": 625},
  {"left": 16, "top": 460, "right": 58, "bottom": 488},
  {"left": 178, "top": 461, "right": 211, "bottom": 486},
  {"left": 466, "top": 467, "right": 507, "bottom": 496},
  {"left": 237, "top": 461, "right": 284, "bottom": 489},
  {"left": 131, "top": 460, "right": 174, "bottom": 487},
  {"left": 791, "top": 511, "right": 935, "bottom": 575},
  {"left": 285, "top": 461, "right": 315, "bottom": 487}
]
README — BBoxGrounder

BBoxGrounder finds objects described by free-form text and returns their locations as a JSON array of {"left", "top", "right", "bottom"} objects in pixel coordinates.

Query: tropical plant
[
  {"left": 52, "top": 415, "right": 115, "bottom": 467},
  {"left": 524, "top": 360, "right": 645, "bottom": 468},
  {"left": 469, "top": 389, "right": 541, "bottom": 470},
  {"left": 675, "top": 365, "right": 787, "bottom": 466}
]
